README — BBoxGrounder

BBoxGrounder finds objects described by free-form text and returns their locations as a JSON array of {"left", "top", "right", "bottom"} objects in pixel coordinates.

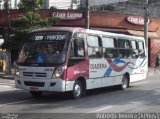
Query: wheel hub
[{"left": 74, "top": 84, "right": 81, "bottom": 96}]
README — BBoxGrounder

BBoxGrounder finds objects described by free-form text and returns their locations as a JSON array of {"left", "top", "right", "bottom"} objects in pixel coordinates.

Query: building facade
[
  {"left": 0, "top": 9, "right": 160, "bottom": 67},
  {"left": 0, "top": 0, "right": 82, "bottom": 10},
  {"left": 41, "top": 0, "right": 81, "bottom": 9}
]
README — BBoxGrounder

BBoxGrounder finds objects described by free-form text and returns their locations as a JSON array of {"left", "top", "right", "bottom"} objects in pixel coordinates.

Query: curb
[
  {"left": 147, "top": 73, "right": 154, "bottom": 77},
  {"left": 147, "top": 69, "right": 160, "bottom": 77},
  {"left": 0, "top": 75, "right": 14, "bottom": 80}
]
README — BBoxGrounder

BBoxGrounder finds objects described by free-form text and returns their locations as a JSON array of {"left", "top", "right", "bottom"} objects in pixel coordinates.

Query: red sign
[
  {"left": 127, "top": 16, "right": 150, "bottom": 25},
  {"left": 52, "top": 12, "right": 83, "bottom": 20}
]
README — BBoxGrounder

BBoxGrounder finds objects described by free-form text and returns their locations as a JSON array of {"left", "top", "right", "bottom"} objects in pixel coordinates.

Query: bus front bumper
[{"left": 15, "top": 77, "right": 74, "bottom": 92}]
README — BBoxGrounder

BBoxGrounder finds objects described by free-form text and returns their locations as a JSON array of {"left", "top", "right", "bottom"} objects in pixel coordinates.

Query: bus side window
[
  {"left": 130, "top": 40, "right": 139, "bottom": 58},
  {"left": 130, "top": 40, "right": 145, "bottom": 59},
  {"left": 138, "top": 41, "right": 145, "bottom": 58},
  {"left": 87, "top": 35, "right": 102, "bottom": 58},
  {"left": 117, "top": 38, "right": 132, "bottom": 59},
  {"left": 104, "top": 48, "right": 118, "bottom": 58},
  {"left": 102, "top": 37, "right": 118, "bottom": 58}
]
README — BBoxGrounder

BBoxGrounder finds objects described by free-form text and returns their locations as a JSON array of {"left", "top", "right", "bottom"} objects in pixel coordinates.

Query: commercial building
[
  {"left": 50, "top": 10, "right": 160, "bottom": 67},
  {"left": 0, "top": 9, "right": 160, "bottom": 67}
]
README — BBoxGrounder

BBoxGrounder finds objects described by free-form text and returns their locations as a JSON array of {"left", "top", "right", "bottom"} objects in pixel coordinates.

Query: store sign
[
  {"left": 52, "top": 12, "right": 83, "bottom": 20},
  {"left": 127, "top": 16, "right": 150, "bottom": 25}
]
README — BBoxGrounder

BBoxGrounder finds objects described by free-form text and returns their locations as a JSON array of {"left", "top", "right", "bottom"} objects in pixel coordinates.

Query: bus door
[
  {"left": 67, "top": 34, "right": 89, "bottom": 87},
  {"left": 87, "top": 35, "right": 110, "bottom": 88},
  {"left": 101, "top": 37, "right": 118, "bottom": 87}
]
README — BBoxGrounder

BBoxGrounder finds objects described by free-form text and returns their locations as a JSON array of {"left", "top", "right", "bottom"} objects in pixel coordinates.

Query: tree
[
  {"left": 1, "top": 0, "right": 60, "bottom": 73},
  {"left": 18, "top": 0, "right": 43, "bottom": 12}
]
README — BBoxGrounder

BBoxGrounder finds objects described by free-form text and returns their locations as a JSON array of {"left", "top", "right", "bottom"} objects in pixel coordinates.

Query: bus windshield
[{"left": 17, "top": 31, "right": 71, "bottom": 66}]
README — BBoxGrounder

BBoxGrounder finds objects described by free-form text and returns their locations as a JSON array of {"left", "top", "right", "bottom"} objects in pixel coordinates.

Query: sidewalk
[
  {"left": 0, "top": 67, "right": 159, "bottom": 80},
  {"left": 0, "top": 72, "right": 14, "bottom": 80},
  {"left": 147, "top": 67, "right": 160, "bottom": 76}
]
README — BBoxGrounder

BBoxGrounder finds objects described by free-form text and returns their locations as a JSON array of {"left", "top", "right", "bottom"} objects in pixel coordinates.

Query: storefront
[{"left": 51, "top": 10, "right": 160, "bottom": 67}]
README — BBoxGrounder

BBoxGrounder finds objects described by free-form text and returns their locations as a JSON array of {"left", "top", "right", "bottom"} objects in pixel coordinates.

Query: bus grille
[
  {"left": 23, "top": 72, "right": 47, "bottom": 78},
  {"left": 24, "top": 81, "right": 45, "bottom": 87}
]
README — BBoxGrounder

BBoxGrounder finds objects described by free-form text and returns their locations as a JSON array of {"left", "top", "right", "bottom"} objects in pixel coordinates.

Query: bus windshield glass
[{"left": 17, "top": 31, "right": 71, "bottom": 66}]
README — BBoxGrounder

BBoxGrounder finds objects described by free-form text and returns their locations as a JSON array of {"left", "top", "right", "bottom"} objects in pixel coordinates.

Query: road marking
[
  {"left": 133, "top": 81, "right": 150, "bottom": 85},
  {"left": 87, "top": 106, "right": 113, "bottom": 113},
  {"left": 0, "top": 100, "right": 32, "bottom": 107},
  {"left": 153, "top": 90, "right": 160, "bottom": 95}
]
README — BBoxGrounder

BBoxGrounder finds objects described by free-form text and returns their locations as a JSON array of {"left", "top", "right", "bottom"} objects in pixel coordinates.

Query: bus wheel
[
  {"left": 72, "top": 80, "right": 82, "bottom": 99},
  {"left": 30, "top": 91, "right": 43, "bottom": 98},
  {"left": 120, "top": 75, "right": 129, "bottom": 90}
]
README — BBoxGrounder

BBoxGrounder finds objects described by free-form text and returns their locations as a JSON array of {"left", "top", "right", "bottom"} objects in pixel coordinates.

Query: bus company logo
[{"left": 90, "top": 63, "right": 107, "bottom": 69}]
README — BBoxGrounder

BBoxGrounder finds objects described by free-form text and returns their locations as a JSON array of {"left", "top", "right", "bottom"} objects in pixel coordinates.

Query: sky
[
  {"left": 0, "top": 0, "right": 129, "bottom": 9},
  {"left": 90, "top": 0, "right": 128, "bottom": 6},
  {"left": 48, "top": 0, "right": 129, "bottom": 9}
]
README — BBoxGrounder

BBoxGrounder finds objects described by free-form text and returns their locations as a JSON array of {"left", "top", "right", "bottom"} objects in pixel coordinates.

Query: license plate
[{"left": 30, "top": 86, "right": 39, "bottom": 91}]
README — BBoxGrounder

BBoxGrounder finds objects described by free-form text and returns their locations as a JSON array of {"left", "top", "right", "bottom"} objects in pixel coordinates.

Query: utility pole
[
  {"left": 5, "top": 0, "right": 10, "bottom": 32},
  {"left": 86, "top": 0, "right": 90, "bottom": 29},
  {"left": 0, "top": 0, "right": 2, "bottom": 10},
  {"left": 144, "top": 0, "right": 149, "bottom": 54},
  {"left": 5, "top": 0, "right": 11, "bottom": 74}
]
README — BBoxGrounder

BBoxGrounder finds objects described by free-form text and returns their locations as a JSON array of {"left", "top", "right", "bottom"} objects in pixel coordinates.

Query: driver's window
[{"left": 70, "top": 39, "right": 85, "bottom": 58}]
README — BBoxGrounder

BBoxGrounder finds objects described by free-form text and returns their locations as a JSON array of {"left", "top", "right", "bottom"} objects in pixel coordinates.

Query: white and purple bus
[{"left": 15, "top": 27, "right": 148, "bottom": 98}]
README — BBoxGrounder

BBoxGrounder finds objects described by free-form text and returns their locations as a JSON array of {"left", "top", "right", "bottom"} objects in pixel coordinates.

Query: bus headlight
[{"left": 52, "top": 66, "right": 65, "bottom": 79}]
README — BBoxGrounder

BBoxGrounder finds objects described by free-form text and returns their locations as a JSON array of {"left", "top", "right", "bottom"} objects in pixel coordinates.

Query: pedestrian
[{"left": 155, "top": 54, "right": 160, "bottom": 70}]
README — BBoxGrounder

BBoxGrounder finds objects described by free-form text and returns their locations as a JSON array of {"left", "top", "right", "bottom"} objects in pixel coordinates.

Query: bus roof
[
  {"left": 32, "top": 27, "right": 86, "bottom": 33},
  {"left": 32, "top": 27, "right": 144, "bottom": 41},
  {"left": 86, "top": 29, "right": 145, "bottom": 41}
]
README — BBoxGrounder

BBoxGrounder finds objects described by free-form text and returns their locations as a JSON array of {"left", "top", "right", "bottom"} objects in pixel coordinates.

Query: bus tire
[
  {"left": 72, "top": 80, "right": 82, "bottom": 99},
  {"left": 30, "top": 91, "right": 43, "bottom": 98},
  {"left": 120, "top": 75, "right": 129, "bottom": 90}
]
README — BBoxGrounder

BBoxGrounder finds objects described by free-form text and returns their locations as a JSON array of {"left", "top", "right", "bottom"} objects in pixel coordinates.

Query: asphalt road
[{"left": 0, "top": 75, "right": 160, "bottom": 119}]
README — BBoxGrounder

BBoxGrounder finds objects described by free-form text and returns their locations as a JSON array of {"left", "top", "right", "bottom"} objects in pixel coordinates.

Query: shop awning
[{"left": 127, "top": 30, "right": 159, "bottom": 39}]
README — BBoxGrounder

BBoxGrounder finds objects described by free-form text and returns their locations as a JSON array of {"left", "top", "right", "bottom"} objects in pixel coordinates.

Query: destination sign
[
  {"left": 30, "top": 32, "right": 69, "bottom": 41},
  {"left": 35, "top": 35, "right": 66, "bottom": 41}
]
